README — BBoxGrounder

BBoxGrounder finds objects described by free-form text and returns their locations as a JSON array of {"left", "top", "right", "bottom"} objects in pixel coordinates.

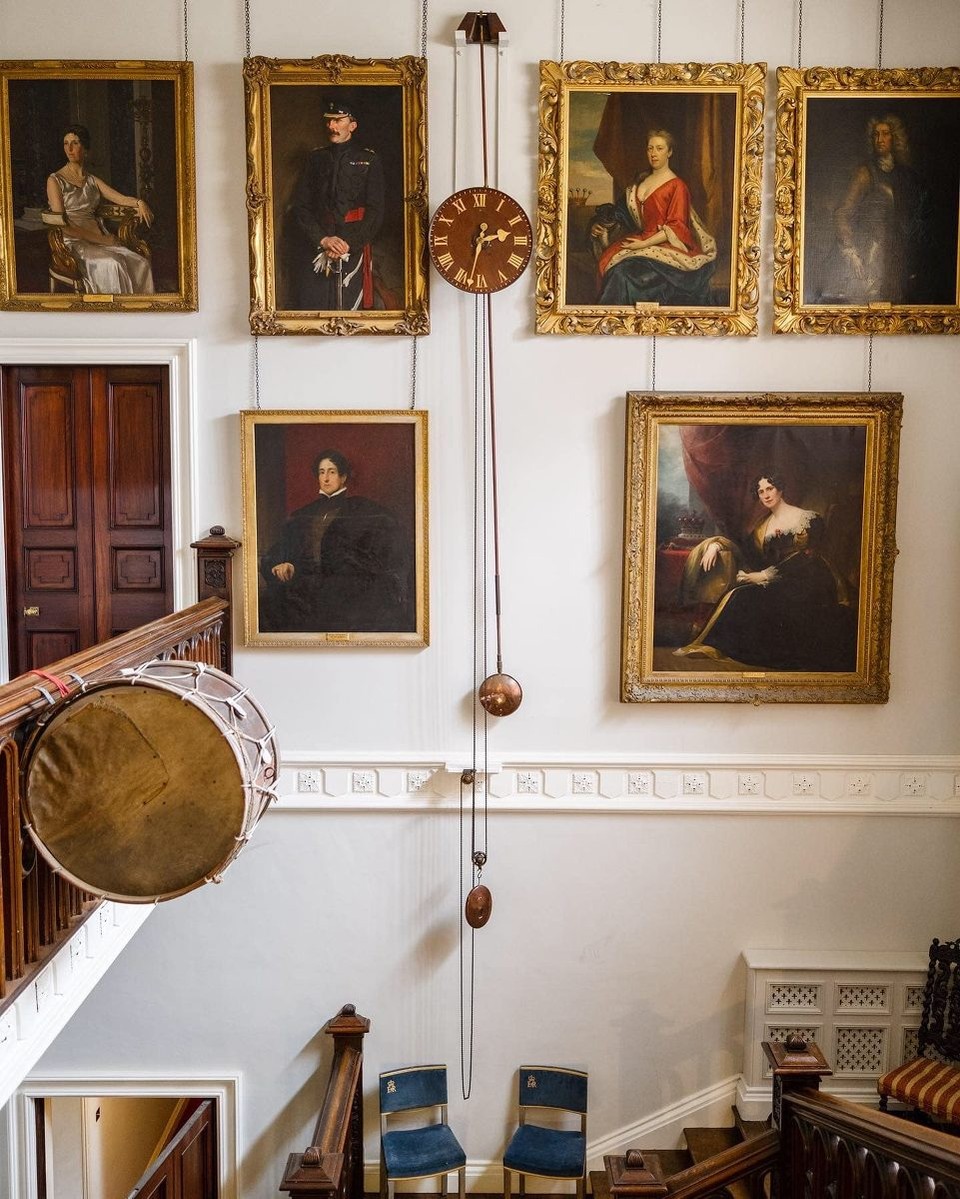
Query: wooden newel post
[
  {"left": 762, "top": 1036, "right": 833, "bottom": 1130},
  {"left": 191, "top": 527, "right": 240, "bottom": 672},
  {"left": 605, "top": 1150, "right": 669, "bottom": 1199},
  {"left": 280, "top": 1004, "right": 371, "bottom": 1199}
]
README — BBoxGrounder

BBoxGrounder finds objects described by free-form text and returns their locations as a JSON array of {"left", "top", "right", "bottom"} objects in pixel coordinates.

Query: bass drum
[{"left": 21, "top": 660, "right": 278, "bottom": 902}]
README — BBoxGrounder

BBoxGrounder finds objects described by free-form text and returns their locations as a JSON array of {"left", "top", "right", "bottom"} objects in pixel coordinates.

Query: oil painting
[
  {"left": 241, "top": 411, "right": 428, "bottom": 648},
  {"left": 536, "top": 60, "right": 765, "bottom": 336},
  {"left": 621, "top": 392, "right": 902, "bottom": 703}
]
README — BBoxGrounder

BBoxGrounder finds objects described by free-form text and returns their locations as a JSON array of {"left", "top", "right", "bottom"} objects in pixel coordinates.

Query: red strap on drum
[{"left": 31, "top": 670, "right": 70, "bottom": 698}]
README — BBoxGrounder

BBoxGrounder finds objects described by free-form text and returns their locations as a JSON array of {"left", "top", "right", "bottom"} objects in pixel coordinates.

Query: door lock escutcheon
[{"left": 23, "top": 606, "right": 40, "bottom": 617}]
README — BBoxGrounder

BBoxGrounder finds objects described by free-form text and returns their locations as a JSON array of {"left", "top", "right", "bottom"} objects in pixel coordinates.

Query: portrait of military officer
[
  {"left": 259, "top": 448, "right": 413, "bottom": 634},
  {"left": 285, "top": 96, "right": 385, "bottom": 311}
]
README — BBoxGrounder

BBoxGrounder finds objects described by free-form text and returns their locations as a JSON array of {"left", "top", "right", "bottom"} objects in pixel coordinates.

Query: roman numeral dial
[{"left": 428, "top": 187, "right": 533, "bottom": 294}]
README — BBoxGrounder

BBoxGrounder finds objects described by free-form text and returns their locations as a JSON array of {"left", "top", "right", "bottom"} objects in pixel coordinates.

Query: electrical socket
[
  {"left": 738, "top": 772, "right": 762, "bottom": 796},
  {"left": 517, "top": 771, "right": 540, "bottom": 794},
  {"left": 627, "top": 771, "right": 652, "bottom": 795},
  {"left": 793, "top": 773, "right": 816, "bottom": 796},
  {"left": 901, "top": 773, "right": 926, "bottom": 797},
  {"left": 297, "top": 769, "right": 321, "bottom": 794},
  {"left": 847, "top": 773, "right": 872, "bottom": 796},
  {"left": 682, "top": 772, "right": 707, "bottom": 796}
]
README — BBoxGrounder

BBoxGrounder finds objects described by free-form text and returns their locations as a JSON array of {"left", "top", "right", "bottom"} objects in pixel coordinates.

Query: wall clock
[{"left": 429, "top": 185, "right": 532, "bottom": 294}]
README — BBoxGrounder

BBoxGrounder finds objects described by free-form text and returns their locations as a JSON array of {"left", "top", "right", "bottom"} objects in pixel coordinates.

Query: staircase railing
[
  {"left": 606, "top": 1039, "right": 960, "bottom": 1199},
  {"left": 0, "top": 595, "right": 228, "bottom": 1012},
  {"left": 280, "top": 1005, "right": 370, "bottom": 1199}
]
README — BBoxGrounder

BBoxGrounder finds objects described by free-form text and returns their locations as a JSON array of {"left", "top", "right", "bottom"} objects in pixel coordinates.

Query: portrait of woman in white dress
[{"left": 46, "top": 123, "right": 155, "bottom": 294}]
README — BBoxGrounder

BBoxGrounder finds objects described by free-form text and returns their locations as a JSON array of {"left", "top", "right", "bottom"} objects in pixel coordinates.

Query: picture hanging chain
[
  {"left": 251, "top": 338, "right": 262, "bottom": 409},
  {"left": 797, "top": 0, "right": 803, "bottom": 70},
  {"left": 183, "top": 0, "right": 190, "bottom": 60},
  {"left": 420, "top": 0, "right": 429, "bottom": 58},
  {"left": 867, "top": 335, "right": 874, "bottom": 392},
  {"left": 877, "top": 0, "right": 885, "bottom": 69},
  {"left": 656, "top": 0, "right": 663, "bottom": 63},
  {"left": 738, "top": 0, "right": 746, "bottom": 64},
  {"left": 651, "top": 335, "right": 657, "bottom": 391},
  {"left": 559, "top": 0, "right": 566, "bottom": 61},
  {"left": 244, "top": 0, "right": 252, "bottom": 57}
]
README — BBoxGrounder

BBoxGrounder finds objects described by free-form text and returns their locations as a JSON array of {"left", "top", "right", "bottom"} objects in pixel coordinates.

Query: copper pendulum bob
[
  {"left": 465, "top": 850, "right": 493, "bottom": 928},
  {"left": 478, "top": 671, "right": 522, "bottom": 717}
]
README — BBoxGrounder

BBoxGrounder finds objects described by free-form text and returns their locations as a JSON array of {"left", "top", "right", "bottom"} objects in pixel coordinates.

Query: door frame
[
  {"left": 5, "top": 1073, "right": 239, "bottom": 1199},
  {"left": 0, "top": 338, "right": 198, "bottom": 682}
]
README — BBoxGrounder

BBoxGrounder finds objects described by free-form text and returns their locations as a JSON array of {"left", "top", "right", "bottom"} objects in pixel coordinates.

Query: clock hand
[{"left": 468, "top": 223, "right": 488, "bottom": 281}]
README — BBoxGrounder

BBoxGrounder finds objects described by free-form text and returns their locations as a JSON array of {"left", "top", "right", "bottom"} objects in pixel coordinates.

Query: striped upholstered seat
[
  {"left": 877, "top": 1057, "right": 960, "bottom": 1124},
  {"left": 877, "top": 937, "right": 960, "bottom": 1126}
]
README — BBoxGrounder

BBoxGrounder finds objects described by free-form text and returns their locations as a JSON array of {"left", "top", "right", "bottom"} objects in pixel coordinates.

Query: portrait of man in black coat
[{"left": 259, "top": 448, "right": 414, "bottom": 634}]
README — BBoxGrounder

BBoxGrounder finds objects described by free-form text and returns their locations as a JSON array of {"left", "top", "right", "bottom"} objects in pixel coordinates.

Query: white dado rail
[
  {"left": 276, "top": 754, "right": 960, "bottom": 814},
  {"left": 737, "top": 948, "right": 928, "bottom": 1119}
]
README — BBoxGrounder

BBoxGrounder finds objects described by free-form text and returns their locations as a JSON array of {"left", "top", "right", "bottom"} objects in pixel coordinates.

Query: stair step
[
  {"left": 733, "top": 1107, "right": 770, "bottom": 1142},
  {"left": 682, "top": 1125, "right": 740, "bottom": 1162}
]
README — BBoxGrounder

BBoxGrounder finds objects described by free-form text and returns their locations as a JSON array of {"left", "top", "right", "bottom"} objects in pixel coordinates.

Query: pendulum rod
[{"left": 485, "top": 292, "right": 506, "bottom": 675}]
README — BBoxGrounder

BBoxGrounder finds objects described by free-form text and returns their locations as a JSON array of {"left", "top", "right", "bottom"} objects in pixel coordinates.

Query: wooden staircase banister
[
  {"left": 606, "top": 1131, "right": 780, "bottom": 1199},
  {"left": 782, "top": 1088, "right": 960, "bottom": 1183},
  {"left": 280, "top": 1005, "right": 370, "bottom": 1198}
]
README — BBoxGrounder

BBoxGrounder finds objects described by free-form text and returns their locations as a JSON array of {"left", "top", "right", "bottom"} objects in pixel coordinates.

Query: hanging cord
[
  {"left": 797, "top": 0, "right": 803, "bottom": 70},
  {"left": 183, "top": 0, "right": 190, "bottom": 60},
  {"left": 738, "top": 0, "right": 746, "bottom": 64},
  {"left": 458, "top": 771, "right": 476, "bottom": 1100},
  {"left": 559, "top": 0, "right": 566, "bottom": 61}
]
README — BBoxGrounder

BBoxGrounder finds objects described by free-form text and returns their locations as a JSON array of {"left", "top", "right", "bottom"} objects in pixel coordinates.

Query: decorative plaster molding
[{"left": 277, "top": 754, "right": 960, "bottom": 815}]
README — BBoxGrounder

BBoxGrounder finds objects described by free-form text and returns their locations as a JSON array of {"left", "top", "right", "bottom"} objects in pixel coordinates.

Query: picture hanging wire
[{"left": 183, "top": 0, "right": 190, "bottom": 61}]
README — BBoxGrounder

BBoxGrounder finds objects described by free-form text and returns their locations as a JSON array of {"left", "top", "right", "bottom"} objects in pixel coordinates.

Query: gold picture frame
[
  {"left": 536, "top": 60, "right": 765, "bottom": 336},
  {"left": 621, "top": 392, "right": 902, "bottom": 703},
  {"left": 243, "top": 55, "right": 428, "bottom": 336},
  {"left": 774, "top": 66, "right": 960, "bottom": 334},
  {"left": 241, "top": 410, "right": 428, "bottom": 648},
  {"left": 0, "top": 59, "right": 197, "bottom": 311}
]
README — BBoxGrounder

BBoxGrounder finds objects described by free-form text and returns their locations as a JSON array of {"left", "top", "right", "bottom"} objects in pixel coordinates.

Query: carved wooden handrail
[
  {"left": 280, "top": 1005, "right": 370, "bottom": 1199},
  {"left": 607, "top": 1133, "right": 780, "bottom": 1199},
  {"left": 781, "top": 1088, "right": 960, "bottom": 1192},
  {"left": 0, "top": 597, "right": 227, "bottom": 1008}
]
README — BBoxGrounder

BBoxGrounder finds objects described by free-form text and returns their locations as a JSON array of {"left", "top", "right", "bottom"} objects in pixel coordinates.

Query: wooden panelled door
[{"left": 1, "top": 364, "right": 173, "bottom": 676}]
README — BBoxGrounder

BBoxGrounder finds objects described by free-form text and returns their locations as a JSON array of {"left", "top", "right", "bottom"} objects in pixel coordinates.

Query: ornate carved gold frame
[
  {"left": 244, "top": 55, "right": 428, "bottom": 336},
  {"left": 240, "top": 409, "right": 429, "bottom": 648},
  {"left": 621, "top": 392, "right": 902, "bottom": 703},
  {"left": 536, "top": 60, "right": 765, "bottom": 336},
  {"left": 774, "top": 66, "right": 960, "bottom": 334},
  {"left": 0, "top": 59, "right": 197, "bottom": 312}
]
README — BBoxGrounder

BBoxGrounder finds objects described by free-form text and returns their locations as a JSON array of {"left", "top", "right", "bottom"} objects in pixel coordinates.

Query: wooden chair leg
[
  {"left": 577, "top": 1173, "right": 586, "bottom": 1199},
  {"left": 504, "top": 1167, "right": 512, "bottom": 1199},
  {"left": 518, "top": 1173, "right": 525, "bottom": 1198},
  {"left": 458, "top": 1166, "right": 465, "bottom": 1199},
  {"left": 440, "top": 1170, "right": 448, "bottom": 1199},
  {"left": 878, "top": 1095, "right": 889, "bottom": 1112}
]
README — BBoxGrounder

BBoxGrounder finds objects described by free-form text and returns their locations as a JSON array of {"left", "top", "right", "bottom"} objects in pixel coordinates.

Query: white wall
[{"left": 2, "top": 0, "right": 959, "bottom": 1195}]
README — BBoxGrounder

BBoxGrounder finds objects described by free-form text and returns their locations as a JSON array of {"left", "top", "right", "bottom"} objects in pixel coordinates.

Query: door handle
[{"left": 23, "top": 606, "right": 40, "bottom": 617}]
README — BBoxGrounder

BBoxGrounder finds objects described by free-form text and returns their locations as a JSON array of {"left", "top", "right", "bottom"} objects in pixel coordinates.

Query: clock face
[{"left": 428, "top": 187, "right": 533, "bottom": 294}]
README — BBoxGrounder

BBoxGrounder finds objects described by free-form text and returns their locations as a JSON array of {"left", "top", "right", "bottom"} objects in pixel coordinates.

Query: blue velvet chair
[
  {"left": 502, "top": 1066, "right": 588, "bottom": 1199},
  {"left": 379, "top": 1065, "right": 466, "bottom": 1199}
]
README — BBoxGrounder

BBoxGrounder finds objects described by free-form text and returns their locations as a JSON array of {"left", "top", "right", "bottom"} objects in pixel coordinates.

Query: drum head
[{"left": 23, "top": 684, "right": 246, "bottom": 901}]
